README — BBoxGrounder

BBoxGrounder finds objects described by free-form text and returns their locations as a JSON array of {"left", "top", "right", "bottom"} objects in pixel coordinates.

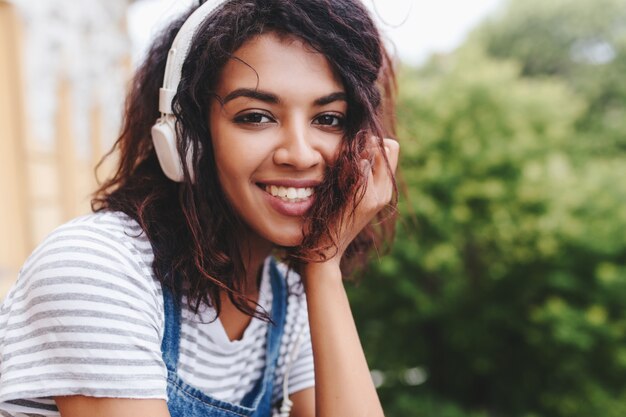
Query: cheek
[
  {"left": 212, "top": 142, "right": 268, "bottom": 205},
  {"left": 322, "top": 138, "right": 345, "bottom": 170},
  {"left": 316, "top": 134, "right": 343, "bottom": 163},
  {"left": 211, "top": 122, "right": 275, "bottom": 168},
  {"left": 213, "top": 154, "right": 251, "bottom": 199},
  {"left": 214, "top": 142, "right": 270, "bottom": 176}
]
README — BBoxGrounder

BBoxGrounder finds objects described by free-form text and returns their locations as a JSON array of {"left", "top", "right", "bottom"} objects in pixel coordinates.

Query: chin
[
  {"left": 258, "top": 219, "right": 307, "bottom": 248},
  {"left": 270, "top": 233, "right": 304, "bottom": 248}
]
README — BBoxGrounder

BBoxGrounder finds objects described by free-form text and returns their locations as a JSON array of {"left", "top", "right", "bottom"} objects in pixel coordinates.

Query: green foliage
[
  {"left": 348, "top": 43, "right": 626, "bottom": 417},
  {"left": 471, "top": 0, "right": 626, "bottom": 154},
  {"left": 380, "top": 392, "right": 491, "bottom": 417}
]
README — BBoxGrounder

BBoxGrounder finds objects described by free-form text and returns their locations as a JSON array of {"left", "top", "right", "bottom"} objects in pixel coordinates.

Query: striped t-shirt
[{"left": 0, "top": 211, "right": 314, "bottom": 416}]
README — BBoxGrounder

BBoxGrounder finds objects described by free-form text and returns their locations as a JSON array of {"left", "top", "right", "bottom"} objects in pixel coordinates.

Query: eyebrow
[
  {"left": 221, "top": 88, "right": 347, "bottom": 106},
  {"left": 222, "top": 88, "right": 279, "bottom": 105},
  {"left": 314, "top": 91, "right": 347, "bottom": 106}
]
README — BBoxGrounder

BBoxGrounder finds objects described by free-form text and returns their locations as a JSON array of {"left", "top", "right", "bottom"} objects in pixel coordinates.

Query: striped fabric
[{"left": 0, "top": 211, "right": 314, "bottom": 416}]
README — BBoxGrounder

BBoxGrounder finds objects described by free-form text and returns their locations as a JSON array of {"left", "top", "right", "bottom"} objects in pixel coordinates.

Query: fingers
[
  {"left": 382, "top": 138, "right": 400, "bottom": 174},
  {"left": 372, "top": 138, "right": 399, "bottom": 200},
  {"left": 358, "top": 137, "right": 399, "bottom": 212},
  {"left": 366, "top": 137, "right": 399, "bottom": 174}
]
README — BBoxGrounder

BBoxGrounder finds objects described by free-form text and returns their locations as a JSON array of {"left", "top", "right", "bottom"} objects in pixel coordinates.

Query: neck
[{"left": 238, "top": 231, "right": 273, "bottom": 296}]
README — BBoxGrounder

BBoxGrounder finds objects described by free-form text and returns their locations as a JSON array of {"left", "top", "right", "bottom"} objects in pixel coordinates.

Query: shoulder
[
  {"left": 2, "top": 210, "right": 162, "bottom": 329},
  {"left": 0, "top": 211, "right": 167, "bottom": 403},
  {"left": 14, "top": 210, "right": 158, "bottom": 300},
  {"left": 28, "top": 210, "right": 154, "bottom": 271}
]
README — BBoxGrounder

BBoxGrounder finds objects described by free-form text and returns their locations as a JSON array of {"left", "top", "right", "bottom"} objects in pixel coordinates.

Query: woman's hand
[{"left": 315, "top": 137, "right": 400, "bottom": 269}]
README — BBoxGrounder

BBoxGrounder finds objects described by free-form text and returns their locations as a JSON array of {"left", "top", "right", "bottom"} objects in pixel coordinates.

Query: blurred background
[{"left": 1, "top": 0, "right": 626, "bottom": 415}]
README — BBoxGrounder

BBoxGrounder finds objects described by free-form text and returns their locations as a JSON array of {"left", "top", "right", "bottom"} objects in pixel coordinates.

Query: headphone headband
[{"left": 159, "top": 0, "right": 228, "bottom": 114}]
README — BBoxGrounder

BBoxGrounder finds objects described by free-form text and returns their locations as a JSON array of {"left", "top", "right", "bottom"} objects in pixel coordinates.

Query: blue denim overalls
[{"left": 160, "top": 260, "right": 287, "bottom": 417}]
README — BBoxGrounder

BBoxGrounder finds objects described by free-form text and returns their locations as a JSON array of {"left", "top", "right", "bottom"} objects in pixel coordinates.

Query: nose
[{"left": 272, "top": 121, "right": 322, "bottom": 170}]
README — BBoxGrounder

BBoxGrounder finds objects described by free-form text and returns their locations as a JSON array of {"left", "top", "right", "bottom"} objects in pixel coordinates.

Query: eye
[
  {"left": 313, "top": 113, "right": 345, "bottom": 129},
  {"left": 233, "top": 112, "right": 275, "bottom": 125}
]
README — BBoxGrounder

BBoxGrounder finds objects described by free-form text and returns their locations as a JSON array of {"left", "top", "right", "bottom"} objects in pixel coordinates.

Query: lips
[
  {"left": 264, "top": 185, "right": 314, "bottom": 202},
  {"left": 256, "top": 180, "right": 320, "bottom": 217}
]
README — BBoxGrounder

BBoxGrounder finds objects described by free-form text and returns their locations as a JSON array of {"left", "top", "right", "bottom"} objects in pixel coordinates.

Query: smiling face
[{"left": 209, "top": 33, "right": 347, "bottom": 249}]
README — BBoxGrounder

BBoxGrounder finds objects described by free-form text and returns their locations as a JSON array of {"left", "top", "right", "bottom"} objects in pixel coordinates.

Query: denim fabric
[{"left": 161, "top": 259, "right": 287, "bottom": 417}]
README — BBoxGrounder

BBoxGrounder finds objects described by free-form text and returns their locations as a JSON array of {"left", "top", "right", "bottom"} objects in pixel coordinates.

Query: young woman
[{"left": 0, "top": 0, "right": 399, "bottom": 416}]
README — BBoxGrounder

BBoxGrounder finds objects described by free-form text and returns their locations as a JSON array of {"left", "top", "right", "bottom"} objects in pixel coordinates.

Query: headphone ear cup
[{"left": 151, "top": 116, "right": 186, "bottom": 182}]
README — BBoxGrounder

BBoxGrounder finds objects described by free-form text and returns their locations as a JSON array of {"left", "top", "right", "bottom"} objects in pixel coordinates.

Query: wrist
[{"left": 302, "top": 261, "right": 343, "bottom": 288}]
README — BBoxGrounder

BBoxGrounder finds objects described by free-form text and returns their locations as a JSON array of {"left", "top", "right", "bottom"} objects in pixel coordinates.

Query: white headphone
[{"left": 151, "top": 0, "right": 228, "bottom": 182}]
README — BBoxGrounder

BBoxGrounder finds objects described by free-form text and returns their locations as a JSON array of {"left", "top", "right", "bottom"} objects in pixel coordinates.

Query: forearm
[
  {"left": 303, "top": 262, "right": 384, "bottom": 417},
  {"left": 55, "top": 397, "right": 170, "bottom": 417}
]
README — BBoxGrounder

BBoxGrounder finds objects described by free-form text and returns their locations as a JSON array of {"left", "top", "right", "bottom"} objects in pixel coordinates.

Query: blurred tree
[
  {"left": 471, "top": 0, "right": 626, "bottom": 155},
  {"left": 349, "top": 44, "right": 626, "bottom": 416}
]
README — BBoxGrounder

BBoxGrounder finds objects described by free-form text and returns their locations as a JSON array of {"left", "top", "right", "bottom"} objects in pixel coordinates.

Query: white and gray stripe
[{"left": 0, "top": 211, "right": 314, "bottom": 416}]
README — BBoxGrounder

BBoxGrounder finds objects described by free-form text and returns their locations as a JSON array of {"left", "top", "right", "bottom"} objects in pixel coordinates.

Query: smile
[{"left": 263, "top": 185, "right": 314, "bottom": 202}]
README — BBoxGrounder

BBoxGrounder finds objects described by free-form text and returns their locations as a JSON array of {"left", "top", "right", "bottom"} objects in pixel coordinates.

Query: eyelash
[
  {"left": 233, "top": 112, "right": 275, "bottom": 125},
  {"left": 313, "top": 114, "right": 345, "bottom": 129},
  {"left": 233, "top": 112, "right": 345, "bottom": 129}
]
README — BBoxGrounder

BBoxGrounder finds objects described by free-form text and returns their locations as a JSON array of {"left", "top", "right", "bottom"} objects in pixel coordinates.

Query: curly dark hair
[{"left": 92, "top": 0, "right": 397, "bottom": 319}]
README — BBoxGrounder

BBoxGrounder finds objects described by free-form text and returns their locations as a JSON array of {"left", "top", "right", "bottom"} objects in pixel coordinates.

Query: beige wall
[
  {"left": 0, "top": 1, "right": 125, "bottom": 297},
  {"left": 0, "top": 2, "right": 29, "bottom": 296}
]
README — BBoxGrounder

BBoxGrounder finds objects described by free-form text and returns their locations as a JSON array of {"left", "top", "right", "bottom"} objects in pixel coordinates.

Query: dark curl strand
[{"left": 92, "top": 0, "right": 397, "bottom": 321}]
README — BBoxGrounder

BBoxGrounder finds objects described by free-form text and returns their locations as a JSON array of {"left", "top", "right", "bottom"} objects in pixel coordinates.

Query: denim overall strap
[
  {"left": 160, "top": 258, "right": 288, "bottom": 417},
  {"left": 240, "top": 259, "right": 287, "bottom": 414},
  {"left": 160, "top": 285, "right": 181, "bottom": 373}
]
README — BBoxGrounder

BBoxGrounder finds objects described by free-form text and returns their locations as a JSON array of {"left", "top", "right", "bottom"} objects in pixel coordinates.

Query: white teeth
[{"left": 265, "top": 185, "right": 315, "bottom": 201}]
